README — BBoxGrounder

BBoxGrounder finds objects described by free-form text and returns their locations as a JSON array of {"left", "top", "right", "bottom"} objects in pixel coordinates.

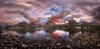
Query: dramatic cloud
[{"left": 0, "top": 0, "right": 100, "bottom": 25}]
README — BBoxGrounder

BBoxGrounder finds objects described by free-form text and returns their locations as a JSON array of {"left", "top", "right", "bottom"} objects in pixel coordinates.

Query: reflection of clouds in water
[
  {"left": 32, "top": 29, "right": 48, "bottom": 39},
  {"left": 24, "top": 30, "right": 70, "bottom": 40},
  {"left": 24, "top": 29, "right": 48, "bottom": 40},
  {"left": 52, "top": 30, "right": 69, "bottom": 38},
  {"left": 24, "top": 32, "right": 31, "bottom": 38}
]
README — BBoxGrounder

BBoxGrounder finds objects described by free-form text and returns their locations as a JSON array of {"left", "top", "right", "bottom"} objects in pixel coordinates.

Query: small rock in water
[{"left": 22, "top": 44, "right": 28, "bottom": 48}]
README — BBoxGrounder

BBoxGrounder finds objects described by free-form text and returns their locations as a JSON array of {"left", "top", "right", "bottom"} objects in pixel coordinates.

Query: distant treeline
[{"left": 0, "top": 23, "right": 100, "bottom": 34}]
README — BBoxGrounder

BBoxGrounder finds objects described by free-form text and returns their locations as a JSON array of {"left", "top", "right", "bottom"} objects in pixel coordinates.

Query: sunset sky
[{"left": 0, "top": 0, "right": 100, "bottom": 25}]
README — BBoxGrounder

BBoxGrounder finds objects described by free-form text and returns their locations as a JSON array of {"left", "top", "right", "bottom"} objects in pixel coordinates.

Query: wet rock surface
[{"left": 0, "top": 31, "right": 100, "bottom": 49}]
